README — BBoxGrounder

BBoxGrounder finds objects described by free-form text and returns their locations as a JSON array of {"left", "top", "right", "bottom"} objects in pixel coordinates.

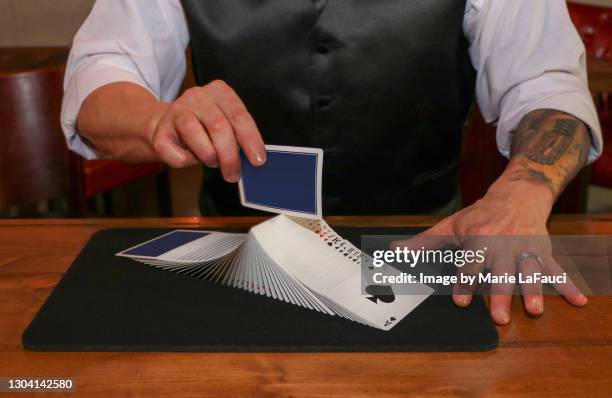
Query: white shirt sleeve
[
  {"left": 464, "top": 0, "right": 603, "bottom": 163},
  {"left": 60, "top": 0, "right": 190, "bottom": 159}
]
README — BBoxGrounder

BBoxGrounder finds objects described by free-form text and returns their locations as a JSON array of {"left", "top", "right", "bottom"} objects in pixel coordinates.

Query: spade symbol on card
[
  {"left": 384, "top": 316, "right": 397, "bottom": 327},
  {"left": 365, "top": 285, "right": 395, "bottom": 304}
]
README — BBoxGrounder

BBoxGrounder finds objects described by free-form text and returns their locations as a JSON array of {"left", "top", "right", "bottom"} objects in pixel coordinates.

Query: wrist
[{"left": 486, "top": 163, "right": 555, "bottom": 220}]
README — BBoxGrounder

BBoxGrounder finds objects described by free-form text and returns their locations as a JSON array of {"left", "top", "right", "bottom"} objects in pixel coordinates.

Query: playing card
[
  {"left": 117, "top": 230, "right": 245, "bottom": 264},
  {"left": 117, "top": 230, "right": 213, "bottom": 260},
  {"left": 239, "top": 145, "right": 323, "bottom": 219}
]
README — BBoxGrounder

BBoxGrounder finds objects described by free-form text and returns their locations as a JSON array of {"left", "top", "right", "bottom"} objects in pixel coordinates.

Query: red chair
[
  {"left": 569, "top": 2, "right": 612, "bottom": 62},
  {"left": 0, "top": 67, "right": 171, "bottom": 216},
  {"left": 568, "top": 1, "right": 612, "bottom": 189},
  {"left": 591, "top": 93, "right": 612, "bottom": 186}
]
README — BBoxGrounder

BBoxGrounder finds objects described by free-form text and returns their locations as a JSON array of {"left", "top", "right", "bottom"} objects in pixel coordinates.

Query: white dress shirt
[{"left": 61, "top": 0, "right": 603, "bottom": 162}]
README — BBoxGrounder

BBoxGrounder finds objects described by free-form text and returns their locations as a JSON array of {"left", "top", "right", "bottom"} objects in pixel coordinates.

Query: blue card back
[
  {"left": 121, "top": 231, "right": 210, "bottom": 257},
  {"left": 239, "top": 146, "right": 323, "bottom": 218}
]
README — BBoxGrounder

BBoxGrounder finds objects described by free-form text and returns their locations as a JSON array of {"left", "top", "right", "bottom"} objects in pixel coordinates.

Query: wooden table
[{"left": 1, "top": 216, "right": 611, "bottom": 397}]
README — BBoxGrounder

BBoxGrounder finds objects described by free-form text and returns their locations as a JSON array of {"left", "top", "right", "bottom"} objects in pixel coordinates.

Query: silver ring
[{"left": 515, "top": 250, "right": 543, "bottom": 268}]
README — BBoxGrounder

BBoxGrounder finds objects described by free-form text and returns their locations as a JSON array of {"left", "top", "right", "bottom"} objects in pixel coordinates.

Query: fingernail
[
  {"left": 493, "top": 310, "right": 510, "bottom": 325},
  {"left": 223, "top": 172, "right": 239, "bottom": 183},
  {"left": 576, "top": 294, "right": 588, "bottom": 306},
  {"left": 254, "top": 150, "right": 266, "bottom": 166},
  {"left": 455, "top": 295, "right": 471, "bottom": 306},
  {"left": 532, "top": 297, "right": 544, "bottom": 313},
  {"left": 170, "top": 148, "right": 186, "bottom": 164}
]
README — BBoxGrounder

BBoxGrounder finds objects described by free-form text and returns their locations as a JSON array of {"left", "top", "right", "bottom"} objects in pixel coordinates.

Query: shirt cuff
[
  {"left": 60, "top": 60, "right": 158, "bottom": 160},
  {"left": 495, "top": 84, "right": 603, "bottom": 165}
]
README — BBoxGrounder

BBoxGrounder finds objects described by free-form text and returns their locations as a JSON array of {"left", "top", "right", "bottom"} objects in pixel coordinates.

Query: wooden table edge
[{"left": 2, "top": 213, "right": 612, "bottom": 228}]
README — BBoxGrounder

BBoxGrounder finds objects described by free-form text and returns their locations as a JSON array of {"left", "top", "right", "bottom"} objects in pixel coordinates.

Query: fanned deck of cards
[{"left": 117, "top": 145, "right": 433, "bottom": 330}]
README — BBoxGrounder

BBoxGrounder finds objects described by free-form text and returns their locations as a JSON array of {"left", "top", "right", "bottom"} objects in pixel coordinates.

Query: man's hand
[
  {"left": 78, "top": 80, "right": 265, "bottom": 182},
  {"left": 144, "top": 80, "right": 266, "bottom": 182},
  {"left": 393, "top": 109, "right": 591, "bottom": 325}
]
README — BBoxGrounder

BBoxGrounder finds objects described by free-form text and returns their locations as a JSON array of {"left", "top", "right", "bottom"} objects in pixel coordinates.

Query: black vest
[{"left": 180, "top": 0, "right": 476, "bottom": 215}]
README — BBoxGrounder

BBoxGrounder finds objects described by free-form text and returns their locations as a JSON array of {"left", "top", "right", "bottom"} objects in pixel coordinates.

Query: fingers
[
  {"left": 490, "top": 294, "right": 512, "bottom": 325},
  {"left": 543, "top": 256, "right": 588, "bottom": 307},
  {"left": 153, "top": 81, "right": 264, "bottom": 180},
  {"left": 172, "top": 108, "right": 218, "bottom": 168},
  {"left": 452, "top": 278, "right": 474, "bottom": 307},
  {"left": 517, "top": 256, "right": 544, "bottom": 316},
  {"left": 194, "top": 102, "right": 242, "bottom": 182},
  {"left": 489, "top": 259, "right": 516, "bottom": 325},
  {"left": 453, "top": 246, "right": 486, "bottom": 308},
  {"left": 453, "top": 294, "right": 472, "bottom": 308},
  {"left": 207, "top": 80, "right": 266, "bottom": 167},
  {"left": 390, "top": 217, "right": 483, "bottom": 309}
]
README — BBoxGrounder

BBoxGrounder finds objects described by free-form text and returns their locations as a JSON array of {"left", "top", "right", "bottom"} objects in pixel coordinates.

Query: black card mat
[{"left": 23, "top": 227, "right": 498, "bottom": 352}]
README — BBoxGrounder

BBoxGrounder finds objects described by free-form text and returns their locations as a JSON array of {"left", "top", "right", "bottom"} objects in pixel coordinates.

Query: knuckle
[
  {"left": 218, "top": 150, "right": 240, "bottom": 168},
  {"left": 183, "top": 87, "right": 201, "bottom": 98},
  {"left": 208, "top": 79, "right": 230, "bottom": 93},
  {"left": 227, "top": 109, "right": 251, "bottom": 126},
  {"left": 473, "top": 226, "right": 495, "bottom": 236},
  {"left": 207, "top": 117, "right": 229, "bottom": 134},
  {"left": 197, "top": 144, "right": 217, "bottom": 164},
  {"left": 175, "top": 115, "right": 199, "bottom": 133}
]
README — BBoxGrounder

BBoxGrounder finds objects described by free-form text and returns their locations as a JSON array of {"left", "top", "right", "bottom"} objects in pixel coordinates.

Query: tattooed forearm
[
  {"left": 522, "top": 119, "right": 579, "bottom": 165},
  {"left": 508, "top": 109, "right": 591, "bottom": 199}
]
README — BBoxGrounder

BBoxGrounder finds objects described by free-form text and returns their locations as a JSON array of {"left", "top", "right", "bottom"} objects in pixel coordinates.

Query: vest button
[
  {"left": 316, "top": 43, "right": 330, "bottom": 54},
  {"left": 316, "top": 97, "right": 332, "bottom": 109}
]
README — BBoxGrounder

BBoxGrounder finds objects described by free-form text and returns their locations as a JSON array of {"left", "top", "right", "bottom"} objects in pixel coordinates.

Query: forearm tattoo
[{"left": 509, "top": 109, "right": 591, "bottom": 199}]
